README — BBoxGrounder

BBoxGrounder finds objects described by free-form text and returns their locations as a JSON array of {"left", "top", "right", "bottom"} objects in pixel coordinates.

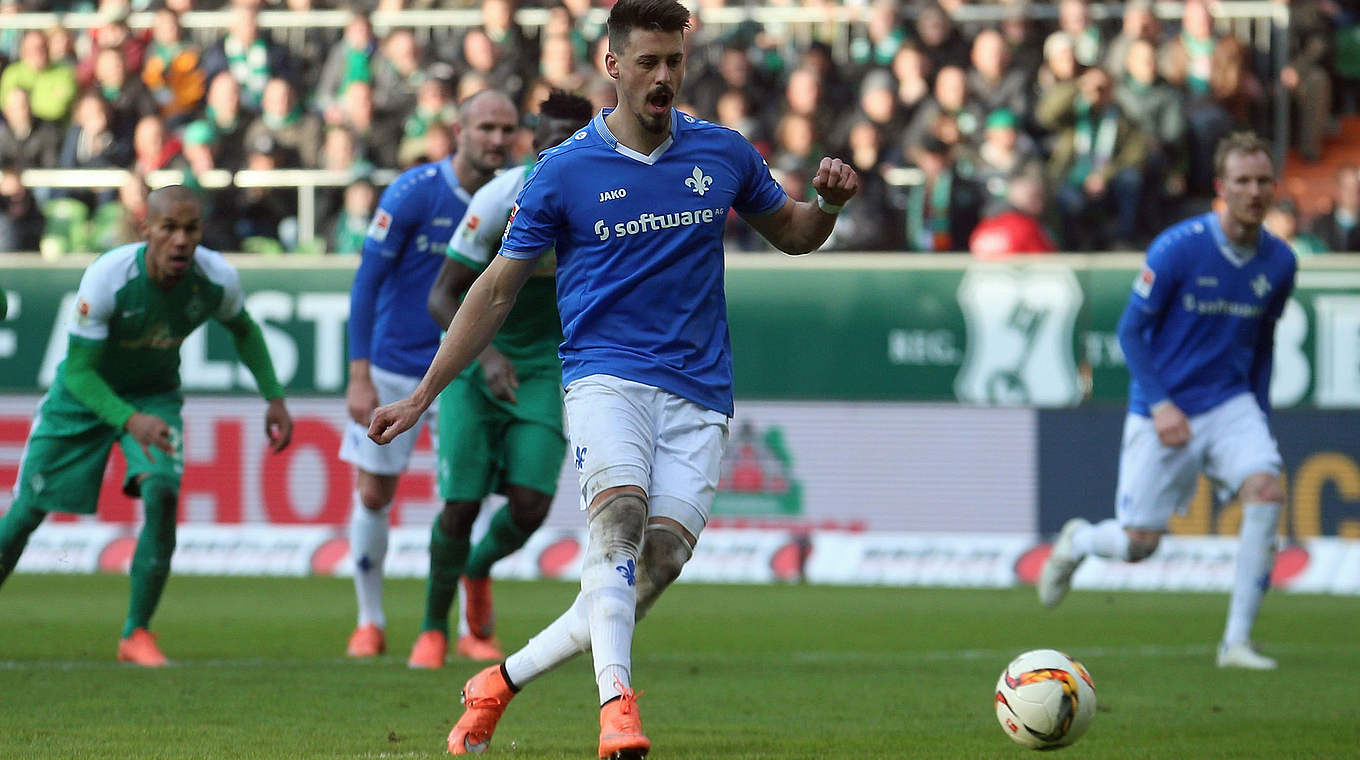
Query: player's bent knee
[
  {"left": 505, "top": 486, "right": 552, "bottom": 532},
  {"left": 437, "top": 500, "right": 481, "bottom": 538},
  {"left": 355, "top": 472, "right": 398, "bottom": 511},
  {"left": 635, "top": 523, "right": 694, "bottom": 621},
  {"left": 1127, "top": 533, "right": 1160, "bottom": 562},
  {"left": 587, "top": 491, "right": 648, "bottom": 559},
  {"left": 1239, "top": 473, "right": 1285, "bottom": 504}
]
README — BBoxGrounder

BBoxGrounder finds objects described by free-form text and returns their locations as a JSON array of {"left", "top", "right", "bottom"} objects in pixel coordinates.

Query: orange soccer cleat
[
  {"left": 346, "top": 623, "right": 386, "bottom": 658},
  {"left": 456, "top": 633, "right": 504, "bottom": 661},
  {"left": 407, "top": 630, "right": 448, "bottom": 670},
  {"left": 598, "top": 679, "right": 650, "bottom": 759},
  {"left": 461, "top": 576, "right": 495, "bottom": 639},
  {"left": 117, "top": 628, "right": 168, "bottom": 667},
  {"left": 448, "top": 664, "right": 516, "bottom": 755}
]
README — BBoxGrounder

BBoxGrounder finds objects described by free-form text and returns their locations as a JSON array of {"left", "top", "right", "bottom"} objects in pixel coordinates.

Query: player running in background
[
  {"left": 368, "top": 0, "right": 858, "bottom": 755},
  {"left": 0, "top": 186, "right": 293, "bottom": 666},
  {"left": 406, "top": 90, "right": 594, "bottom": 670},
  {"left": 1038, "top": 132, "right": 1297, "bottom": 670},
  {"left": 340, "top": 89, "right": 518, "bottom": 659}
]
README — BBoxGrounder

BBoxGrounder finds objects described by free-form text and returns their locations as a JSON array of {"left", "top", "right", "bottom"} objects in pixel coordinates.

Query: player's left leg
[
  {"left": 118, "top": 474, "right": 177, "bottom": 667},
  {"left": 0, "top": 502, "right": 47, "bottom": 588},
  {"left": 409, "top": 498, "right": 477, "bottom": 669}
]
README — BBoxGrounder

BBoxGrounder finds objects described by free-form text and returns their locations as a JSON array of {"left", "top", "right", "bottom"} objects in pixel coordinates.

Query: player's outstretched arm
[
  {"left": 368, "top": 253, "right": 537, "bottom": 444},
  {"left": 745, "top": 158, "right": 859, "bottom": 255}
]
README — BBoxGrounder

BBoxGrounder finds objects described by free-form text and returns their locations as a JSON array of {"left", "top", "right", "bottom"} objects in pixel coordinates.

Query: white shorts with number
[
  {"left": 564, "top": 374, "right": 730, "bottom": 539},
  {"left": 1115, "top": 392, "right": 1282, "bottom": 531},
  {"left": 338, "top": 364, "right": 435, "bottom": 476}
]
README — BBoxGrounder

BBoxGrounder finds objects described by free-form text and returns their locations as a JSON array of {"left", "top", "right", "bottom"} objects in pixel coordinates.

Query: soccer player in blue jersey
[
  {"left": 340, "top": 89, "right": 518, "bottom": 659},
  {"left": 368, "top": 0, "right": 857, "bottom": 755},
  {"left": 1038, "top": 133, "right": 1297, "bottom": 670}
]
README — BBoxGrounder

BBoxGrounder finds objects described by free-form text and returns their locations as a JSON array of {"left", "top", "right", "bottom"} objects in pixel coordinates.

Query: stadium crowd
[{"left": 0, "top": 0, "right": 1354, "bottom": 255}]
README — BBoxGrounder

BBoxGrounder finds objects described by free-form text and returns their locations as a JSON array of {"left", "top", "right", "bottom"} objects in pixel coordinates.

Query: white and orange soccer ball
[{"left": 994, "top": 649, "right": 1097, "bottom": 750}]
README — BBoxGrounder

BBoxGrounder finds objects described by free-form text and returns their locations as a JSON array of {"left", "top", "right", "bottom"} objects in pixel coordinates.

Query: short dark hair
[
  {"left": 607, "top": 0, "right": 690, "bottom": 52},
  {"left": 539, "top": 89, "right": 593, "bottom": 124},
  {"left": 1213, "top": 131, "right": 1272, "bottom": 179}
]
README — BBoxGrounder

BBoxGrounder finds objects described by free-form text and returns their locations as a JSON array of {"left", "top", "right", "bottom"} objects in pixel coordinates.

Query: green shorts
[
  {"left": 11, "top": 387, "right": 184, "bottom": 514},
  {"left": 437, "top": 365, "right": 566, "bottom": 502}
]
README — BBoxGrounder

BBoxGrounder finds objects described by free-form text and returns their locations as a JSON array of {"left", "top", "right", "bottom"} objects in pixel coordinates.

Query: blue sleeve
[
  {"left": 500, "top": 160, "right": 560, "bottom": 259},
  {"left": 732, "top": 134, "right": 788, "bottom": 216},
  {"left": 1117, "top": 236, "right": 1181, "bottom": 407},
  {"left": 347, "top": 178, "right": 424, "bottom": 361}
]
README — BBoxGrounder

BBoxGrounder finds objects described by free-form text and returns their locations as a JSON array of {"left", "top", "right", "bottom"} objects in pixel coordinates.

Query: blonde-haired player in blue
[
  {"left": 1039, "top": 133, "right": 1297, "bottom": 670},
  {"left": 369, "top": 0, "right": 858, "bottom": 754},
  {"left": 0, "top": 186, "right": 293, "bottom": 666}
]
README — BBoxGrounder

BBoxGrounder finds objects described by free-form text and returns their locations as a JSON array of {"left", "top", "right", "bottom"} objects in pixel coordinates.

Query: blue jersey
[
  {"left": 500, "top": 109, "right": 788, "bottom": 416},
  {"left": 1120, "top": 212, "right": 1297, "bottom": 417},
  {"left": 348, "top": 161, "right": 471, "bottom": 377}
]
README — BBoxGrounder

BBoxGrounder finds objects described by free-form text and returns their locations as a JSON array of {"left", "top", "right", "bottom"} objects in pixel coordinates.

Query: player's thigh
[
  {"left": 1200, "top": 393, "right": 1283, "bottom": 497},
  {"left": 502, "top": 419, "right": 567, "bottom": 496},
  {"left": 437, "top": 375, "right": 499, "bottom": 502},
  {"left": 648, "top": 393, "right": 730, "bottom": 540},
  {"left": 339, "top": 366, "right": 431, "bottom": 475},
  {"left": 563, "top": 374, "right": 658, "bottom": 509},
  {"left": 12, "top": 407, "right": 117, "bottom": 515},
  {"left": 1114, "top": 412, "right": 1202, "bottom": 531},
  {"left": 117, "top": 391, "right": 185, "bottom": 497}
]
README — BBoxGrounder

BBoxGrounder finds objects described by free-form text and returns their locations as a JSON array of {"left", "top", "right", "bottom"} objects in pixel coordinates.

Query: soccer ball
[{"left": 994, "top": 649, "right": 1097, "bottom": 750}]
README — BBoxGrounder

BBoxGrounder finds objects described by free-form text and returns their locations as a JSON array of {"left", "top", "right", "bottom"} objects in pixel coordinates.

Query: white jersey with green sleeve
[
  {"left": 446, "top": 165, "right": 562, "bottom": 372},
  {"left": 61, "top": 242, "right": 245, "bottom": 396}
]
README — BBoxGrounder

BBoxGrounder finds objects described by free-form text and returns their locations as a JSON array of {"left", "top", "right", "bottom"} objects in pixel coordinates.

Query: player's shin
[
  {"left": 1224, "top": 502, "right": 1280, "bottom": 646},
  {"left": 349, "top": 493, "right": 391, "bottom": 628},
  {"left": 422, "top": 519, "right": 470, "bottom": 634},
  {"left": 504, "top": 591, "right": 592, "bottom": 687},
  {"left": 464, "top": 505, "right": 534, "bottom": 579},
  {"left": 124, "top": 476, "right": 178, "bottom": 637},
  {"left": 635, "top": 524, "right": 693, "bottom": 622},
  {"left": 582, "top": 492, "right": 646, "bottom": 705},
  {"left": 0, "top": 502, "right": 46, "bottom": 587},
  {"left": 1075, "top": 519, "right": 1132, "bottom": 561}
]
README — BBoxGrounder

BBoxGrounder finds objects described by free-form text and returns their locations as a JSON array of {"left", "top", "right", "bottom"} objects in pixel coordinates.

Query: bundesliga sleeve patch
[
  {"left": 76, "top": 298, "right": 90, "bottom": 325},
  {"left": 502, "top": 204, "right": 518, "bottom": 241},
  {"left": 367, "top": 208, "right": 392, "bottom": 242},
  {"left": 1133, "top": 266, "right": 1156, "bottom": 298}
]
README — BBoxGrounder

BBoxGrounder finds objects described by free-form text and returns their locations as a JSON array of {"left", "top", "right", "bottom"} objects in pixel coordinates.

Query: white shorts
[
  {"left": 338, "top": 364, "right": 436, "bottom": 476},
  {"left": 564, "top": 374, "right": 730, "bottom": 539},
  {"left": 1115, "top": 392, "right": 1282, "bottom": 531}
]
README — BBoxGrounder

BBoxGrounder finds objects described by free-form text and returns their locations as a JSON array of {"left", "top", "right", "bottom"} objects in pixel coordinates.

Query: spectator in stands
[
  {"left": 1117, "top": 38, "right": 1188, "bottom": 231},
  {"left": 0, "top": 87, "right": 61, "bottom": 170},
  {"left": 0, "top": 164, "right": 43, "bottom": 252},
  {"left": 142, "top": 6, "right": 205, "bottom": 128},
  {"left": 372, "top": 28, "right": 426, "bottom": 118},
  {"left": 325, "top": 178, "right": 375, "bottom": 255},
  {"left": 769, "top": 112, "right": 822, "bottom": 200},
  {"left": 1266, "top": 197, "right": 1328, "bottom": 256},
  {"left": 1280, "top": 0, "right": 1338, "bottom": 162},
  {"left": 398, "top": 78, "right": 456, "bottom": 163},
  {"left": 60, "top": 91, "right": 129, "bottom": 172},
  {"left": 902, "top": 136, "right": 982, "bottom": 253},
  {"left": 333, "top": 80, "right": 398, "bottom": 169},
  {"left": 399, "top": 119, "right": 454, "bottom": 168},
  {"left": 200, "top": 3, "right": 296, "bottom": 111},
  {"left": 691, "top": 43, "right": 759, "bottom": 120},
  {"left": 1036, "top": 31, "right": 1081, "bottom": 94},
  {"left": 910, "top": 1, "right": 969, "bottom": 75},
  {"left": 1057, "top": 0, "right": 1103, "bottom": 68},
  {"left": 79, "top": 3, "right": 149, "bottom": 85},
  {"left": 198, "top": 71, "right": 251, "bottom": 171},
  {"left": 244, "top": 77, "right": 323, "bottom": 169},
  {"left": 713, "top": 89, "right": 767, "bottom": 150},
  {"left": 890, "top": 44, "right": 933, "bottom": 128},
  {"left": 1161, "top": 0, "right": 1217, "bottom": 97},
  {"left": 275, "top": 0, "right": 335, "bottom": 90},
  {"left": 534, "top": 33, "right": 587, "bottom": 97},
  {"left": 1000, "top": 1, "right": 1045, "bottom": 82},
  {"left": 45, "top": 23, "right": 76, "bottom": 68},
  {"left": 0, "top": 0, "right": 21, "bottom": 63},
  {"left": 967, "top": 28, "right": 1031, "bottom": 121},
  {"left": 1103, "top": 0, "right": 1160, "bottom": 81},
  {"left": 315, "top": 124, "right": 370, "bottom": 228},
  {"left": 0, "top": 29, "right": 78, "bottom": 123},
  {"left": 823, "top": 118, "right": 902, "bottom": 252},
  {"left": 180, "top": 120, "right": 218, "bottom": 176},
  {"left": 958, "top": 108, "right": 1043, "bottom": 211},
  {"left": 316, "top": 10, "right": 377, "bottom": 124},
  {"left": 92, "top": 45, "right": 159, "bottom": 144},
  {"left": 1311, "top": 165, "right": 1360, "bottom": 252},
  {"left": 969, "top": 173, "right": 1058, "bottom": 260},
  {"left": 833, "top": 69, "right": 904, "bottom": 156},
  {"left": 458, "top": 0, "right": 533, "bottom": 105},
  {"left": 847, "top": 0, "right": 906, "bottom": 74},
  {"left": 89, "top": 173, "right": 147, "bottom": 251},
  {"left": 903, "top": 65, "right": 983, "bottom": 152},
  {"left": 1185, "top": 36, "right": 1266, "bottom": 196},
  {"left": 232, "top": 136, "right": 298, "bottom": 252},
  {"left": 1037, "top": 67, "right": 1147, "bottom": 250},
  {"left": 798, "top": 39, "right": 856, "bottom": 116},
  {"left": 132, "top": 114, "right": 182, "bottom": 174},
  {"left": 782, "top": 65, "right": 832, "bottom": 143}
]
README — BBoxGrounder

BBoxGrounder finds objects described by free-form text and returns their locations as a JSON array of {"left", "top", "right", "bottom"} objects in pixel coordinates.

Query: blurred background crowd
[{"left": 0, "top": 0, "right": 1356, "bottom": 256}]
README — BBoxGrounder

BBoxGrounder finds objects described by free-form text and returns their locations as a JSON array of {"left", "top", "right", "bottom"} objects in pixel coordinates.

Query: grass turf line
[{"left": 0, "top": 575, "right": 1356, "bottom": 759}]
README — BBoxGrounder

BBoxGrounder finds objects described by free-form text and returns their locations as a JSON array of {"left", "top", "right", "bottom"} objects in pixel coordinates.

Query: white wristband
[{"left": 816, "top": 195, "right": 843, "bottom": 215}]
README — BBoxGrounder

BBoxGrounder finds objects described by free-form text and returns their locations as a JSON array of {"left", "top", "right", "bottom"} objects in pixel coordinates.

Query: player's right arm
[
  {"left": 1117, "top": 235, "right": 1189, "bottom": 446},
  {"left": 346, "top": 177, "right": 421, "bottom": 424}
]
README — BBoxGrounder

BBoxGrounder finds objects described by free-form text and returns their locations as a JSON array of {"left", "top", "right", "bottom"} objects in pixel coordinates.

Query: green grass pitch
[{"left": 1, "top": 574, "right": 1356, "bottom": 759}]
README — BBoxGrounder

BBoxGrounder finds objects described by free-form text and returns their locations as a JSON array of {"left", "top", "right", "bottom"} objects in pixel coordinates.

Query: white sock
[
  {"left": 504, "top": 592, "right": 591, "bottom": 689},
  {"left": 349, "top": 493, "right": 391, "bottom": 628},
  {"left": 1224, "top": 502, "right": 1280, "bottom": 646},
  {"left": 1072, "top": 518, "right": 1131, "bottom": 561},
  {"left": 582, "top": 532, "right": 639, "bottom": 705}
]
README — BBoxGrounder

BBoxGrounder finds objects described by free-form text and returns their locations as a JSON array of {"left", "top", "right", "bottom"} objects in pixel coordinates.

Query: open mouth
[{"left": 647, "top": 90, "right": 672, "bottom": 115}]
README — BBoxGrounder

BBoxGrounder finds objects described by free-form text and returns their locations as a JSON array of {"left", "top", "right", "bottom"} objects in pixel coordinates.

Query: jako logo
[
  {"left": 599, "top": 188, "right": 627, "bottom": 202},
  {"left": 594, "top": 208, "right": 722, "bottom": 241}
]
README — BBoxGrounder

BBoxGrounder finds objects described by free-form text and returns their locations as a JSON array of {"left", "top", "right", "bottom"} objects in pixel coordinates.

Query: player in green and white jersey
[
  {"left": 0, "top": 186, "right": 293, "bottom": 667},
  {"left": 405, "top": 91, "right": 593, "bottom": 669}
]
